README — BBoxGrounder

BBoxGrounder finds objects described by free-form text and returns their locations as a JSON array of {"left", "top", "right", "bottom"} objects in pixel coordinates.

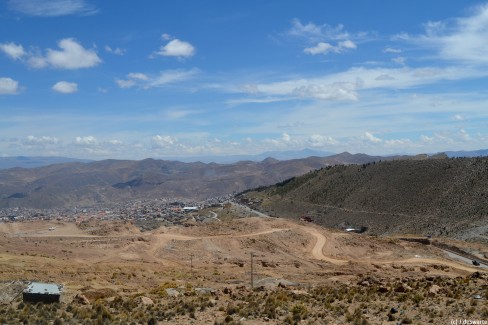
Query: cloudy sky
[{"left": 2, "top": 0, "right": 488, "bottom": 160}]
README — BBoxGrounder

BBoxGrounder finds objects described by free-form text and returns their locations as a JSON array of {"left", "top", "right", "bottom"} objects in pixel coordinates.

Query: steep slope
[{"left": 241, "top": 157, "right": 488, "bottom": 242}]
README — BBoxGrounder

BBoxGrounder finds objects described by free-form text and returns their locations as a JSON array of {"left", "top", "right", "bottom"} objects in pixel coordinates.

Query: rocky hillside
[
  {"left": 0, "top": 153, "right": 387, "bottom": 209},
  {"left": 240, "top": 157, "right": 488, "bottom": 242}
]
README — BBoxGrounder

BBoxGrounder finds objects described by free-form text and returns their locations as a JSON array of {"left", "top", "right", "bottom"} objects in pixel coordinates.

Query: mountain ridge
[{"left": 0, "top": 152, "right": 388, "bottom": 209}]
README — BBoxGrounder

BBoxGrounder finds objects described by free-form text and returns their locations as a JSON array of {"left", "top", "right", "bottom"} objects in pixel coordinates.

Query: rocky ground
[{"left": 0, "top": 206, "right": 487, "bottom": 324}]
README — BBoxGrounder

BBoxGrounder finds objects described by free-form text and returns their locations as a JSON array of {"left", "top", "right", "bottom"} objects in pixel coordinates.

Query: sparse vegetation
[
  {"left": 1, "top": 273, "right": 486, "bottom": 324},
  {"left": 242, "top": 157, "right": 488, "bottom": 242}
]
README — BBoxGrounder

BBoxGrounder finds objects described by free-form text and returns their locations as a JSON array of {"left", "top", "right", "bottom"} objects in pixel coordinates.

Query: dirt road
[{"left": 300, "top": 227, "right": 348, "bottom": 265}]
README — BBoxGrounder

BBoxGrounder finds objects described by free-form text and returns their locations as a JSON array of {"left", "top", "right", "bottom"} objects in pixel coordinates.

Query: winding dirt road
[
  {"left": 302, "top": 227, "right": 348, "bottom": 265},
  {"left": 300, "top": 226, "right": 482, "bottom": 272}
]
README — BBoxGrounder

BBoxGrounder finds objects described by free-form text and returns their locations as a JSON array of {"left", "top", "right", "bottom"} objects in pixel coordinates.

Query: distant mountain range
[
  {"left": 0, "top": 150, "right": 333, "bottom": 169},
  {"left": 444, "top": 149, "right": 488, "bottom": 158},
  {"left": 1, "top": 148, "right": 487, "bottom": 170},
  {"left": 0, "top": 152, "right": 396, "bottom": 209},
  {"left": 0, "top": 156, "right": 92, "bottom": 170},
  {"left": 172, "top": 149, "right": 336, "bottom": 163}
]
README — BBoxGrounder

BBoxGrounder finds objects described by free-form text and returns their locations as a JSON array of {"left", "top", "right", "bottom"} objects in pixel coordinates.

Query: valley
[{"left": 0, "top": 155, "right": 487, "bottom": 324}]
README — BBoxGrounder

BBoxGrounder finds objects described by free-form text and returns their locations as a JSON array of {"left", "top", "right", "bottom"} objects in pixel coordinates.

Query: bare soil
[{"left": 0, "top": 213, "right": 487, "bottom": 324}]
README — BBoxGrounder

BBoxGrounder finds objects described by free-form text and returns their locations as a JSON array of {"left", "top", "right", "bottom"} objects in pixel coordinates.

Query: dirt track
[{"left": 0, "top": 216, "right": 484, "bottom": 292}]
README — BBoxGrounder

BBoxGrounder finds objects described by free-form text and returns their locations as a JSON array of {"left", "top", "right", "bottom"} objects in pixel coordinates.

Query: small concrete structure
[{"left": 23, "top": 282, "right": 62, "bottom": 303}]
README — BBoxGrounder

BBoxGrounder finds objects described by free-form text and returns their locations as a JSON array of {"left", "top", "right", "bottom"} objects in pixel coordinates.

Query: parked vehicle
[{"left": 300, "top": 215, "right": 313, "bottom": 222}]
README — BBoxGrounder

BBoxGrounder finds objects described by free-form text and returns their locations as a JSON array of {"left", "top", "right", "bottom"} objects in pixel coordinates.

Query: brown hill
[
  {"left": 240, "top": 156, "right": 488, "bottom": 242},
  {"left": 0, "top": 153, "right": 387, "bottom": 209}
]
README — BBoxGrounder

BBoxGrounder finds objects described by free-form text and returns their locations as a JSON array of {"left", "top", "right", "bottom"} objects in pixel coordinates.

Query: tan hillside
[
  {"left": 0, "top": 208, "right": 487, "bottom": 324},
  {"left": 241, "top": 157, "right": 488, "bottom": 243}
]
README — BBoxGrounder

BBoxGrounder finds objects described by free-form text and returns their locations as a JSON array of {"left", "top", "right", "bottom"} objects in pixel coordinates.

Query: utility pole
[
  {"left": 190, "top": 253, "right": 194, "bottom": 279},
  {"left": 250, "top": 252, "right": 254, "bottom": 289}
]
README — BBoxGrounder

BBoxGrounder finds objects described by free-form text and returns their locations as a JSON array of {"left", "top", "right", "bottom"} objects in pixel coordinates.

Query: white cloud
[
  {"left": 153, "top": 69, "right": 199, "bottom": 88},
  {"left": 108, "top": 139, "right": 123, "bottom": 145},
  {"left": 384, "top": 138, "right": 412, "bottom": 147},
  {"left": 7, "top": 0, "right": 97, "bottom": 17},
  {"left": 30, "top": 38, "right": 101, "bottom": 69},
  {"left": 0, "top": 77, "right": 20, "bottom": 95},
  {"left": 227, "top": 97, "right": 290, "bottom": 105},
  {"left": 127, "top": 73, "right": 148, "bottom": 81},
  {"left": 52, "top": 81, "right": 78, "bottom": 94},
  {"left": 375, "top": 74, "right": 395, "bottom": 81},
  {"left": 75, "top": 136, "right": 98, "bottom": 146},
  {"left": 364, "top": 132, "right": 382, "bottom": 143},
  {"left": 23, "top": 135, "right": 59, "bottom": 146},
  {"left": 304, "top": 42, "right": 334, "bottom": 55},
  {"left": 116, "top": 79, "right": 136, "bottom": 89},
  {"left": 307, "top": 134, "right": 338, "bottom": 147},
  {"left": 459, "top": 129, "right": 471, "bottom": 141},
  {"left": 453, "top": 114, "right": 465, "bottom": 121},
  {"left": 392, "top": 56, "right": 406, "bottom": 65},
  {"left": 289, "top": 19, "right": 364, "bottom": 55},
  {"left": 233, "top": 65, "right": 486, "bottom": 102},
  {"left": 148, "top": 69, "right": 200, "bottom": 87},
  {"left": 156, "top": 39, "right": 195, "bottom": 58},
  {"left": 152, "top": 135, "right": 178, "bottom": 149},
  {"left": 116, "top": 69, "right": 199, "bottom": 89},
  {"left": 161, "top": 33, "right": 172, "bottom": 41},
  {"left": 0, "top": 42, "right": 25, "bottom": 60},
  {"left": 288, "top": 19, "right": 349, "bottom": 41},
  {"left": 165, "top": 110, "right": 192, "bottom": 120},
  {"left": 420, "top": 135, "right": 435, "bottom": 143},
  {"left": 383, "top": 47, "right": 402, "bottom": 54},
  {"left": 293, "top": 82, "right": 359, "bottom": 101},
  {"left": 105, "top": 45, "right": 126, "bottom": 55},
  {"left": 339, "top": 40, "right": 357, "bottom": 50},
  {"left": 403, "top": 4, "right": 488, "bottom": 64},
  {"left": 300, "top": 34, "right": 356, "bottom": 56}
]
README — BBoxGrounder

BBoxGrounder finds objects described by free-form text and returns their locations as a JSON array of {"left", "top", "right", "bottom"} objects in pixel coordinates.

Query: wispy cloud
[
  {"left": 288, "top": 19, "right": 350, "bottom": 42},
  {"left": 287, "top": 18, "right": 372, "bottom": 56},
  {"left": 383, "top": 47, "right": 402, "bottom": 54},
  {"left": 232, "top": 64, "right": 487, "bottom": 102},
  {"left": 398, "top": 3, "right": 488, "bottom": 64},
  {"left": 304, "top": 40, "right": 356, "bottom": 55},
  {"left": 116, "top": 69, "right": 200, "bottom": 89},
  {"left": 7, "top": 0, "right": 98, "bottom": 17},
  {"left": 105, "top": 45, "right": 126, "bottom": 56}
]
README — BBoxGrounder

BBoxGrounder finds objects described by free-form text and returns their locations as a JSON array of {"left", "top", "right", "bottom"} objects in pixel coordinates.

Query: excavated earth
[{"left": 0, "top": 209, "right": 487, "bottom": 324}]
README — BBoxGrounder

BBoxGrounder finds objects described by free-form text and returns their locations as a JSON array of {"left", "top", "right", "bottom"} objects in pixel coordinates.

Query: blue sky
[{"left": 1, "top": 0, "right": 488, "bottom": 160}]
